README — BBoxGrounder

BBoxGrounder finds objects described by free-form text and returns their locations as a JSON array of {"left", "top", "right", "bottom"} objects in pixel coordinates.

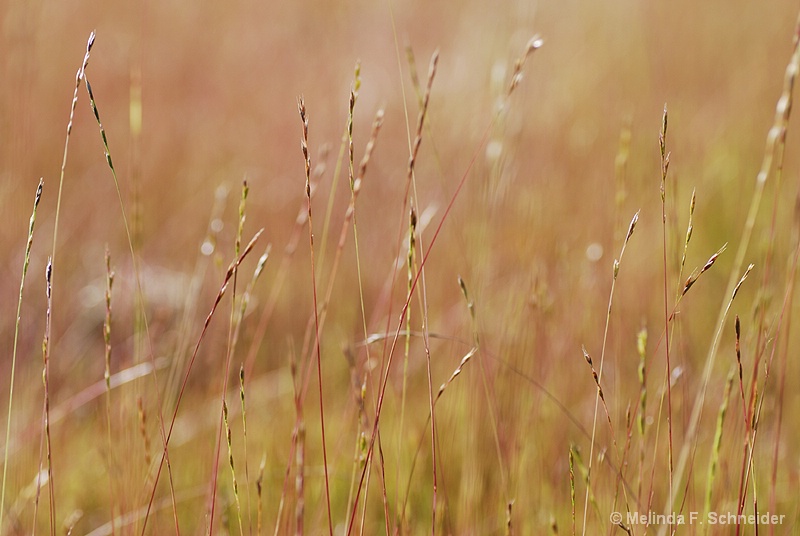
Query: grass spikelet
[
  {"left": 257, "top": 452, "right": 265, "bottom": 536},
  {"left": 507, "top": 35, "right": 544, "bottom": 98},
  {"left": 679, "top": 189, "right": 697, "bottom": 278},
  {"left": 636, "top": 328, "right": 647, "bottom": 437},
  {"left": 1, "top": 178, "right": 43, "bottom": 529},
  {"left": 137, "top": 396, "right": 151, "bottom": 471},
  {"left": 732, "top": 263, "right": 755, "bottom": 302},
  {"left": 569, "top": 445, "right": 576, "bottom": 536},
  {"left": 681, "top": 243, "right": 727, "bottom": 296},
  {"left": 237, "top": 366, "right": 252, "bottom": 535},
  {"left": 52, "top": 31, "right": 94, "bottom": 262}
]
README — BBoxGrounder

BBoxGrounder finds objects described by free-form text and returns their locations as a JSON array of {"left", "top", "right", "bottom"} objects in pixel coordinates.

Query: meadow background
[{"left": 2, "top": 0, "right": 800, "bottom": 534}]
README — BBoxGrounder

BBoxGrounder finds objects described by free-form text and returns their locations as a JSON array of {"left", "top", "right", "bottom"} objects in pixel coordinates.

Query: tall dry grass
[{"left": 1, "top": 2, "right": 800, "bottom": 535}]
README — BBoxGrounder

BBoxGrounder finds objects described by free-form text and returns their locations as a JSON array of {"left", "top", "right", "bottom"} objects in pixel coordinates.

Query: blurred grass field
[{"left": 2, "top": 0, "right": 800, "bottom": 534}]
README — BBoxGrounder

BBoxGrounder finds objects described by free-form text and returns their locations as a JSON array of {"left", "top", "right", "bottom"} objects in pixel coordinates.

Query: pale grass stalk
[
  {"left": 636, "top": 327, "right": 647, "bottom": 505},
  {"left": 660, "top": 16, "right": 800, "bottom": 529},
  {"left": 239, "top": 367, "right": 253, "bottom": 536},
  {"left": 208, "top": 180, "right": 249, "bottom": 533},
  {"left": 38, "top": 30, "right": 92, "bottom": 535},
  {"left": 293, "top": 349, "right": 305, "bottom": 536},
  {"left": 581, "top": 211, "right": 638, "bottom": 535},
  {"left": 657, "top": 105, "right": 676, "bottom": 531},
  {"left": 317, "top": 62, "right": 360, "bottom": 269},
  {"left": 41, "top": 260, "right": 55, "bottom": 536},
  {"left": 407, "top": 50, "right": 441, "bottom": 533},
  {"left": 395, "top": 205, "right": 416, "bottom": 525},
  {"left": 51, "top": 31, "right": 93, "bottom": 268},
  {"left": 1, "top": 178, "right": 43, "bottom": 532}
]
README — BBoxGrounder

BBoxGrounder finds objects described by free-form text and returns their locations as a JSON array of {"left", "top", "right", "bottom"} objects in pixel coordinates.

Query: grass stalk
[
  {"left": 658, "top": 105, "right": 675, "bottom": 529},
  {"left": 581, "top": 210, "right": 638, "bottom": 534},
  {"left": 41, "top": 260, "right": 56, "bottom": 536},
  {"left": 208, "top": 180, "right": 249, "bottom": 533},
  {"left": 1, "top": 178, "right": 43, "bottom": 532},
  {"left": 297, "top": 97, "right": 334, "bottom": 536}
]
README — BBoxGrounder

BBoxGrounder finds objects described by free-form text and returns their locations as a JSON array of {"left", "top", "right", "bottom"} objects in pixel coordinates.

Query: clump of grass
[{"left": 665, "top": 14, "right": 800, "bottom": 523}]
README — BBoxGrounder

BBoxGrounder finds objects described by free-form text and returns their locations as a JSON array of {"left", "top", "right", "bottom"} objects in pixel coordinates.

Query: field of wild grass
[{"left": 2, "top": 1, "right": 800, "bottom": 534}]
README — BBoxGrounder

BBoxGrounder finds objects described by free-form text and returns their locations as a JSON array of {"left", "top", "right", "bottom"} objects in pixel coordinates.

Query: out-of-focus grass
[{"left": 2, "top": 0, "right": 800, "bottom": 534}]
